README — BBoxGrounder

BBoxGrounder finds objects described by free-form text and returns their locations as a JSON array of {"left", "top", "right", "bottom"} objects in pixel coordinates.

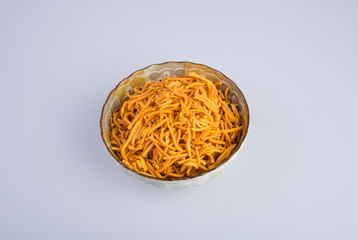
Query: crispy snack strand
[{"left": 109, "top": 72, "right": 242, "bottom": 179}]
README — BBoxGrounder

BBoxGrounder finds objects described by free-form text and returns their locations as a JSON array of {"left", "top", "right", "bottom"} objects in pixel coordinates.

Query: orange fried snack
[{"left": 109, "top": 72, "right": 242, "bottom": 178}]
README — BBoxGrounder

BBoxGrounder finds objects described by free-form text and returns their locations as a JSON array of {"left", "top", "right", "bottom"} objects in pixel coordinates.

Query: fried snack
[{"left": 109, "top": 72, "right": 242, "bottom": 178}]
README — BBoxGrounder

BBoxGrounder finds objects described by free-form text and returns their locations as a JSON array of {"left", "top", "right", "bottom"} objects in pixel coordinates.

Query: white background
[{"left": 1, "top": 1, "right": 357, "bottom": 239}]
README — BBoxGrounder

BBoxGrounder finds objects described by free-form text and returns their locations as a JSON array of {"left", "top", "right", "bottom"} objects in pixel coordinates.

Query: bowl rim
[{"left": 100, "top": 61, "right": 250, "bottom": 181}]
